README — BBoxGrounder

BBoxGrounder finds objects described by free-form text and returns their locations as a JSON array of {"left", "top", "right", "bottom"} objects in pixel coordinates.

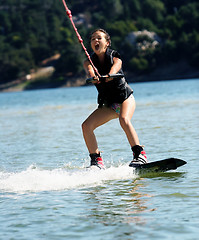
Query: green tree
[
  {"left": 129, "top": 57, "right": 149, "bottom": 73},
  {"left": 122, "top": 0, "right": 141, "bottom": 19},
  {"left": 142, "top": 0, "right": 166, "bottom": 23},
  {"left": 105, "top": 20, "right": 137, "bottom": 38},
  {"left": 178, "top": 2, "right": 199, "bottom": 32},
  {"left": 0, "top": 0, "right": 199, "bottom": 84}
]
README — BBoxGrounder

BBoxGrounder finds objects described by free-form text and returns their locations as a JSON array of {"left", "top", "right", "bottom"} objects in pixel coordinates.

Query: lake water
[{"left": 0, "top": 79, "right": 199, "bottom": 239}]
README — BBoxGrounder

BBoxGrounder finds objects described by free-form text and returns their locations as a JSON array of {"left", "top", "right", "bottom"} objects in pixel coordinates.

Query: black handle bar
[{"left": 86, "top": 73, "right": 124, "bottom": 84}]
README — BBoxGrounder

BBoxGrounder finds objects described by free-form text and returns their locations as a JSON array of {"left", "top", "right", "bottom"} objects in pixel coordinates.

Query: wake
[{"left": 0, "top": 164, "right": 138, "bottom": 193}]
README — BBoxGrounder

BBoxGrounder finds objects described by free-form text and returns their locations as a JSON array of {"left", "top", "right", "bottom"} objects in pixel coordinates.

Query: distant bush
[{"left": 0, "top": 0, "right": 198, "bottom": 83}]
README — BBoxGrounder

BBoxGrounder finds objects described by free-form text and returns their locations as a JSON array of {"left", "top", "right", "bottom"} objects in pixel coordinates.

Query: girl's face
[{"left": 91, "top": 31, "right": 110, "bottom": 55}]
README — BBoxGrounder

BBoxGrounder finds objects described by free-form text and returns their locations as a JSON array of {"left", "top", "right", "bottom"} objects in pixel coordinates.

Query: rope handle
[{"left": 86, "top": 73, "right": 124, "bottom": 84}]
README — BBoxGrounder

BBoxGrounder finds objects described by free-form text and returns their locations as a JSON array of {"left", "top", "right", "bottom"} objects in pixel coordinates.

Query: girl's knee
[
  {"left": 82, "top": 119, "right": 94, "bottom": 133},
  {"left": 82, "top": 120, "right": 88, "bottom": 132},
  {"left": 119, "top": 115, "right": 130, "bottom": 127}
]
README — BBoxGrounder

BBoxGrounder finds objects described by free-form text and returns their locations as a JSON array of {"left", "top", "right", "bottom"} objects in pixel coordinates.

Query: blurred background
[{"left": 0, "top": 0, "right": 199, "bottom": 91}]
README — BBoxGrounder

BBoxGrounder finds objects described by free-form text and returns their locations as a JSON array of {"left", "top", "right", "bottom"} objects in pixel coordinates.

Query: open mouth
[{"left": 95, "top": 44, "right": 100, "bottom": 51}]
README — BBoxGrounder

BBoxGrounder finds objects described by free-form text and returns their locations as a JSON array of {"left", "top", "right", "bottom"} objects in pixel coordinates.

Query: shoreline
[{"left": 1, "top": 60, "right": 199, "bottom": 93}]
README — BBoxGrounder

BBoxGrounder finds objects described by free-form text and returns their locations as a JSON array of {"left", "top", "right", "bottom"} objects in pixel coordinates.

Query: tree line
[{"left": 0, "top": 0, "right": 198, "bottom": 84}]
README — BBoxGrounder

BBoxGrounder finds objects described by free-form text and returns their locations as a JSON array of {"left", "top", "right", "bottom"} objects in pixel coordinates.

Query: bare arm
[
  {"left": 109, "top": 57, "right": 122, "bottom": 75},
  {"left": 84, "top": 57, "right": 122, "bottom": 77},
  {"left": 84, "top": 60, "right": 101, "bottom": 84},
  {"left": 104, "top": 57, "right": 122, "bottom": 82},
  {"left": 84, "top": 60, "right": 96, "bottom": 78},
  {"left": 84, "top": 57, "right": 123, "bottom": 83}
]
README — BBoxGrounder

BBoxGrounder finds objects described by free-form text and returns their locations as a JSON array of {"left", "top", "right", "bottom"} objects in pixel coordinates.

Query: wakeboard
[{"left": 131, "top": 158, "right": 187, "bottom": 173}]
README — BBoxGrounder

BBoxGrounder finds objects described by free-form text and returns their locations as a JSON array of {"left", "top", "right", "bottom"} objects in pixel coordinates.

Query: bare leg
[
  {"left": 119, "top": 95, "right": 140, "bottom": 147},
  {"left": 82, "top": 106, "right": 118, "bottom": 154}
]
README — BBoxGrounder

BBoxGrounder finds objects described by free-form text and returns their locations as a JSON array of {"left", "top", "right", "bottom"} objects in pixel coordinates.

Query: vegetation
[{"left": 0, "top": 0, "right": 199, "bottom": 85}]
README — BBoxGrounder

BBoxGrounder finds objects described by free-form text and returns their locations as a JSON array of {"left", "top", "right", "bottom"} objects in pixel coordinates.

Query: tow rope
[{"left": 61, "top": 0, "right": 101, "bottom": 77}]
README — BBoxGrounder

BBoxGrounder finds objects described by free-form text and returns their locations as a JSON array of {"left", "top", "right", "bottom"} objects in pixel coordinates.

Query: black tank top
[{"left": 91, "top": 48, "right": 133, "bottom": 107}]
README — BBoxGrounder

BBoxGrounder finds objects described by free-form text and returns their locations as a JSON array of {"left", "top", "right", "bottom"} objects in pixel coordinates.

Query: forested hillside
[{"left": 0, "top": 0, "right": 199, "bottom": 87}]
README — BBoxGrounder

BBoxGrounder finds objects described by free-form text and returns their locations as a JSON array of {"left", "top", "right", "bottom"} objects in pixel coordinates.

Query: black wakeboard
[{"left": 132, "top": 158, "right": 187, "bottom": 173}]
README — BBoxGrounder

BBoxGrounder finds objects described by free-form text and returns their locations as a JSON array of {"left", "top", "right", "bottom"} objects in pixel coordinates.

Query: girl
[{"left": 82, "top": 29, "right": 147, "bottom": 169}]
